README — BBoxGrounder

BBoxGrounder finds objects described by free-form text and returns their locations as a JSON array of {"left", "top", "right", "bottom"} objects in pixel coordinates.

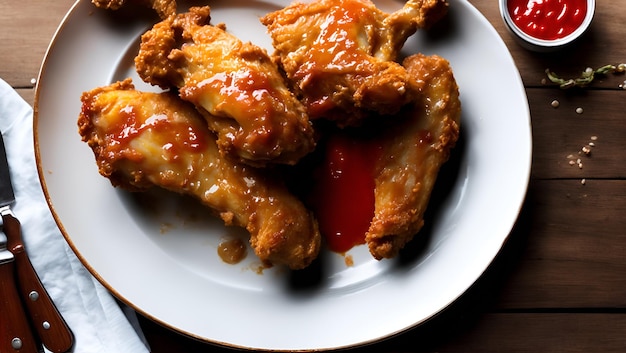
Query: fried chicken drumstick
[
  {"left": 261, "top": 0, "right": 449, "bottom": 126},
  {"left": 78, "top": 79, "right": 321, "bottom": 270},
  {"left": 366, "top": 53, "right": 460, "bottom": 259},
  {"left": 135, "top": 6, "right": 315, "bottom": 167},
  {"left": 91, "top": 0, "right": 176, "bottom": 19}
]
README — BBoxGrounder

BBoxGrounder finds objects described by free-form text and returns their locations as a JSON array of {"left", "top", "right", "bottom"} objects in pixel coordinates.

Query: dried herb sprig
[{"left": 545, "top": 63, "right": 626, "bottom": 89}]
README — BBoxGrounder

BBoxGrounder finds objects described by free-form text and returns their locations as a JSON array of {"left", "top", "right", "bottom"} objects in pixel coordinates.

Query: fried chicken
[
  {"left": 260, "top": 0, "right": 449, "bottom": 126},
  {"left": 135, "top": 6, "right": 316, "bottom": 167},
  {"left": 365, "top": 53, "right": 460, "bottom": 259},
  {"left": 78, "top": 79, "right": 321, "bottom": 270},
  {"left": 91, "top": 0, "right": 177, "bottom": 19}
]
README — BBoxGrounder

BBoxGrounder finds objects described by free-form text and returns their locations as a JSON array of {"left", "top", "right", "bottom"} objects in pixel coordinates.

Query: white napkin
[{"left": 0, "top": 78, "right": 150, "bottom": 353}]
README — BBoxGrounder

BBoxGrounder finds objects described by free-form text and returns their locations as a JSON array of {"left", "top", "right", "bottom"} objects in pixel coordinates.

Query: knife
[
  {"left": 0, "top": 132, "right": 74, "bottom": 353},
  {"left": 0, "top": 232, "right": 42, "bottom": 353}
]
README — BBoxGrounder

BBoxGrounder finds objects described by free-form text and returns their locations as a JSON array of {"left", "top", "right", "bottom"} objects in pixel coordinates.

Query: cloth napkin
[{"left": 0, "top": 77, "right": 150, "bottom": 353}]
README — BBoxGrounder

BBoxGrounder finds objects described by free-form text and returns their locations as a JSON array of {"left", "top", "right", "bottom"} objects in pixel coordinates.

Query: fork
[{"left": 0, "top": 231, "right": 41, "bottom": 352}]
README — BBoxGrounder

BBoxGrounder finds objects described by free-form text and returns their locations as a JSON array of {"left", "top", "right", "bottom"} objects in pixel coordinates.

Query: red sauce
[
  {"left": 110, "top": 100, "right": 206, "bottom": 156},
  {"left": 507, "top": 0, "right": 587, "bottom": 40},
  {"left": 191, "top": 69, "right": 275, "bottom": 123},
  {"left": 311, "top": 133, "right": 381, "bottom": 253},
  {"left": 201, "top": 70, "right": 272, "bottom": 105},
  {"left": 295, "top": 0, "right": 375, "bottom": 116},
  {"left": 296, "top": 0, "right": 371, "bottom": 77}
]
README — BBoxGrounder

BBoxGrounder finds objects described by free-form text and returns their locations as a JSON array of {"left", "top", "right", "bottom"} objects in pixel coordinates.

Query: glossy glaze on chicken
[
  {"left": 135, "top": 6, "right": 316, "bottom": 167},
  {"left": 261, "top": 0, "right": 449, "bottom": 126},
  {"left": 80, "top": 0, "right": 459, "bottom": 269},
  {"left": 78, "top": 79, "right": 321, "bottom": 270}
]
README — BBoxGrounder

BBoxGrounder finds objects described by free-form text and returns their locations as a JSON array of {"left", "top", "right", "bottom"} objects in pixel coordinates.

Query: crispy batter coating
[
  {"left": 81, "top": 1, "right": 461, "bottom": 266},
  {"left": 366, "top": 54, "right": 461, "bottom": 259},
  {"left": 261, "top": 0, "right": 448, "bottom": 126},
  {"left": 91, "top": 0, "right": 177, "bottom": 19},
  {"left": 78, "top": 79, "right": 321, "bottom": 270},
  {"left": 135, "top": 6, "right": 316, "bottom": 167}
]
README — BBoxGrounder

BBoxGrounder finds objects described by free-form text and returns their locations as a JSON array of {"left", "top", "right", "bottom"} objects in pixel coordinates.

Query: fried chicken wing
[
  {"left": 91, "top": 0, "right": 176, "bottom": 19},
  {"left": 78, "top": 79, "right": 321, "bottom": 270},
  {"left": 260, "top": 0, "right": 448, "bottom": 125},
  {"left": 366, "top": 54, "right": 460, "bottom": 259},
  {"left": 135, "top": 6, "right": 315, "bottom": 167}
]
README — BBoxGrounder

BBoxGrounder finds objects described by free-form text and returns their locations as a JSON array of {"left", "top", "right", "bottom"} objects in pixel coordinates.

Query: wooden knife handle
[
  {"left": 3, "top": 214, "right": 74, "bottom": 353},
  {"left": 0, "top": 261, "right": 42, "bottom": 353}
]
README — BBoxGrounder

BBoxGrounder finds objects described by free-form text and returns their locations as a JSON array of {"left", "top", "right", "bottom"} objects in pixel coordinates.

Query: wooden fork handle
[
  {"left": 3, "top": 213, "right": 74, "bottom": 353},
  {"left": 0, "top": 261, "right": 42, "bottom": 353}
]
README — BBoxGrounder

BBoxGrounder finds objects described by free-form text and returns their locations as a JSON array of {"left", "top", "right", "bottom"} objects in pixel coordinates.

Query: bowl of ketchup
[{"left": 499, "top": 0, "right": 595, "bottom": 51}]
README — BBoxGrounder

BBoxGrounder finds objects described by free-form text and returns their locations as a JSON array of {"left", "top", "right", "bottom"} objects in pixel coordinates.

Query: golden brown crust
[
  {"left": 78, "top": 79, "right": 321, "bottom": 269},
  {"left": 80, "top": 1, "right": 460, "bottom": 267},
  {"left": 261, "top": 0, "right": 448, "bottom": 126},
  {"left": 135, "top": 7, "right": 316, "bottom": 167},
  {"left": 91, "top": 0, "right": 176, "bottom": 19},
  {"left": 365, "top": 54, "right": 461, "bottom": 259}
]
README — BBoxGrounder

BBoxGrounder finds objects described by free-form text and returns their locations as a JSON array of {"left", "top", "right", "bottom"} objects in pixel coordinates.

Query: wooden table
[{"left": 3, "top": 1, "right": 625, "bottom": 352}]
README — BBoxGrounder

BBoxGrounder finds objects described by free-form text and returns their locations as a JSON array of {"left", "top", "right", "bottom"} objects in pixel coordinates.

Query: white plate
[{"left": 34, "top": 0, "right": 531, "bottom": 351}]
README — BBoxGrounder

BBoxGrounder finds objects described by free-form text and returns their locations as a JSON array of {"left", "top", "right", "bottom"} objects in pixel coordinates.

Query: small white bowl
[{"left": 499, "top": 0, "right": 595, "bottom": 52}]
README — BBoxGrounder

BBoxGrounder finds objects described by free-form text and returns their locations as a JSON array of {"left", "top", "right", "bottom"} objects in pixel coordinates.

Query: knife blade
[
  {"left": 0, "top": 232, "right": 42, "bottom": 353},
  {"left": 0, "top": 132, "right": 74, "bottom": 353}
]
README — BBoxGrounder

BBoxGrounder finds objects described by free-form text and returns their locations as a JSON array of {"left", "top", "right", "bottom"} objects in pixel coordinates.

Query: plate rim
[{"left": 33, "top": 0, "right": 532, "bottom": 351}]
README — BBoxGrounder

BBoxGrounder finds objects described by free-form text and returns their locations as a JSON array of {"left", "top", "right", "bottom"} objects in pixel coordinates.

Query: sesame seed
[
  {"left": 581, "top": 179, "right": 586, "bottom": 185},
  {"left": 582, "top": 146, "right": 591, "bottom": 155},
  {"left": 569, "top": 160, "right": 576, "bottom": 166},
  {"left": 30, "top": 78, "right": 37, "bottom": 85},
  {"left": 588, "top": 142, "right": 595, "bottom": 147},
  {"left": 551, "top": 99, "right": 560, "bottom": 108},
  {"left": 575, "top": 107, "right": 584, "bottom": 114},
  {"left": 590, "top": 135, "right": 598, "bottom": 141}
]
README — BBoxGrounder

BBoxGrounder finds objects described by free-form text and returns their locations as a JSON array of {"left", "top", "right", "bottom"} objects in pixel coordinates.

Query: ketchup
[
  {"left": 507, "top": 0, "right": 587, "bottom": 40},
  {"left": 310, "top": 133, "right": 381, "bottom": 253}
]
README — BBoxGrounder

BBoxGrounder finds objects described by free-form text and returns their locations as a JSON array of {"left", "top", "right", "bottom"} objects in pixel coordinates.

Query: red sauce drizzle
[
  {"left": 212, "top": 71, "right": 269, "bottom": 101},
  {"left": 110, "top": 104, "right": 206, "bottom": 155},
  {"left": 507, "top": 0, "right": 587, "bottom": 40},
  {"left": 198, "top": 69, "right": 274, "bottom": 119},
  {"left": 295, "top": 0, "right": 374, "bottom": 116},
  {"left": 311, "top": 133, "right": 381, "bottom": 253},
  {"left": 297, "top": 0, "right": 370, "bottom": 76}
]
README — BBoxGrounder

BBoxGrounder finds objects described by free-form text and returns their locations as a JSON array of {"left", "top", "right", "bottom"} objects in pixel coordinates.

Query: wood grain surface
[{"left": 3, "top": 0, "right": 625, "bottom": 352}]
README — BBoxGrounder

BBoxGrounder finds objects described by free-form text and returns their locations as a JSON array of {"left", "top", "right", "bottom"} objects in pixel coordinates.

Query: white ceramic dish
[{"left": 34, "top": 0, "right": 532, "bottom": 351}]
